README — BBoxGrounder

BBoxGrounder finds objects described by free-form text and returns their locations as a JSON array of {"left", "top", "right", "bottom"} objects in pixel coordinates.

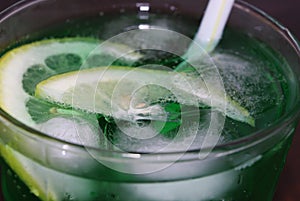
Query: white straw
[{"left": 186, "top": 0, "right": 235, "bottom": 57}]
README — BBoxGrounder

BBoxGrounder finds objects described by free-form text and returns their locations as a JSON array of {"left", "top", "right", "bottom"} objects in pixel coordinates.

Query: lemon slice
[
  {"left": 35, "top": 66, "right": 255, "bottom": 126},
  {"left": 0, "top": 38, "right": 143, "bottom": 128}
]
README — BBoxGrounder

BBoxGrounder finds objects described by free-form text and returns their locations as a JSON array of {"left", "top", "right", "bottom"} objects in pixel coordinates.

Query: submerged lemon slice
[
  {"left": 0, "top": 37, "right": 143, "bottom": 128},
  {"left": 35, "top": 66, "right": 255, "bottom": 126}
]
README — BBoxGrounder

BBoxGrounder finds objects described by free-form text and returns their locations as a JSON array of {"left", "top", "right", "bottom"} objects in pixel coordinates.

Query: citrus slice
[
  {"left": 0, "top": 143, "right": 112, "bottom": 201},
  {"left": 35, "top": 66, "right": 255, "bottom": 126},
  {"left": 0, "top": 37, "right": 143, "bottom": 128}
]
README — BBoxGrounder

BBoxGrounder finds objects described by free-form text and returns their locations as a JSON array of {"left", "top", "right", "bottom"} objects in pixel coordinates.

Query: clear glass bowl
[{"left": 0, "top": 0, "right": 299, "bottom": 200}]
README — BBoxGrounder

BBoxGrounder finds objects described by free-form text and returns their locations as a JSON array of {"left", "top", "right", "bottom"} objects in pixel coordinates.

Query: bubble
[{"left": 212, "top": 52, "right": 285, "bottom": 123}]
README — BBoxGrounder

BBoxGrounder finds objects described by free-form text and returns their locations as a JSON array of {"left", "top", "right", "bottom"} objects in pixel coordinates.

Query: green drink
[{"left": 0, "top": 1, "right": 299, "bottom": 201}]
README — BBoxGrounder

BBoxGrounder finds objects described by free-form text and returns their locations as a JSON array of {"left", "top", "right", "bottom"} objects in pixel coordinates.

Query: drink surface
[
  {"left": 0, "top": 12, "right": 294, "bottom": 201},
  {"left": 1, "top": 13, "right": 287, "bottom": 148}
]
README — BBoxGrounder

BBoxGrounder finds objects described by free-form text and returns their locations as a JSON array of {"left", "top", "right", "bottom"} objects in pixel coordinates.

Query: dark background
[{"left": 0, "top": 0, "right": 299, "bottom": 201}]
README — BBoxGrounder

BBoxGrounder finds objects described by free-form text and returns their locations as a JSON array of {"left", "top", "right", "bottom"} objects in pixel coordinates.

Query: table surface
[{"left": 0, "top": 1, "right": 300, "bottom": 201}]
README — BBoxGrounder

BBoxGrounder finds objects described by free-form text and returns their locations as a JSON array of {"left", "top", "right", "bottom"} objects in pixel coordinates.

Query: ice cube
[{"left": 39, "top": 116, "right": 101, "bottom": 147}]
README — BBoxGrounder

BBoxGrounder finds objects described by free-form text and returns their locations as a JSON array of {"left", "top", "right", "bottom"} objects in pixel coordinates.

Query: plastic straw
[{"left": 185, "top": 0, "right": 235, "bottom": 57}]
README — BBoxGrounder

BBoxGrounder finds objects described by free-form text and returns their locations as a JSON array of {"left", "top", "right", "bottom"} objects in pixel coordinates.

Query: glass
[{"left": 0, "top": 0, "right": 299, "bottom": 200}]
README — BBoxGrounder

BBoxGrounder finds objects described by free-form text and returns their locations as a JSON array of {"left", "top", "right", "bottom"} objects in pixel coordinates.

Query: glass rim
[{"left": 0, "top": 0, "right": 300, "bottom": 159}]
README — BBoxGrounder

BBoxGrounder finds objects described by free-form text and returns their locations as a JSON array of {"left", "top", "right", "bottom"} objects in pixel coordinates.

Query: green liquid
[
  {"left": 0, "top": 135, "right": 293, "bottom": 201},
  {"left": 0, "top": 12, "right": 295, "bottom": 201}
]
